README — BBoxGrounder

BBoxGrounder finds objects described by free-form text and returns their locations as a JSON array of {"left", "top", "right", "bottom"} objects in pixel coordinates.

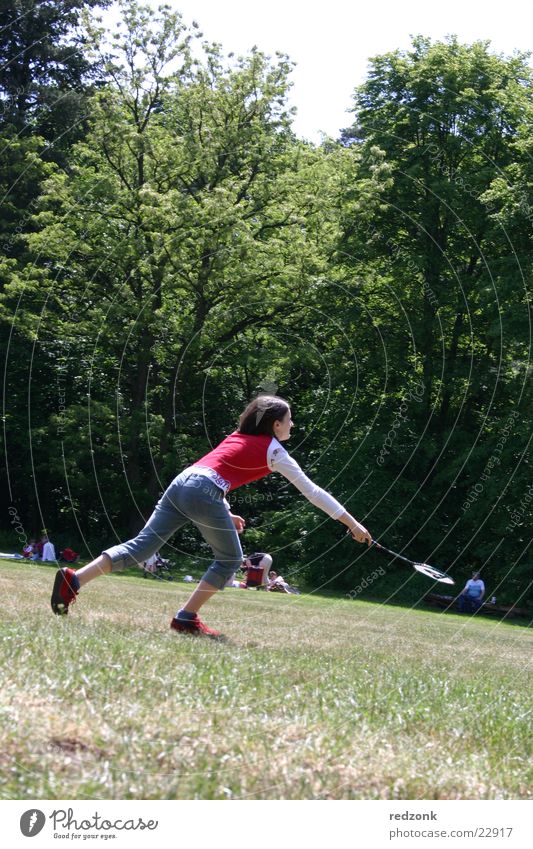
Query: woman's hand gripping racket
[{"left": 346, "top": 531, "right": 455, "bottom": 585}]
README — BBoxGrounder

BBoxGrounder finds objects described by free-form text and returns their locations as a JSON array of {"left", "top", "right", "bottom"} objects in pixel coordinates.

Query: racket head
[{"left": 414, "top": 562, "right": 455, "bottom": 585}]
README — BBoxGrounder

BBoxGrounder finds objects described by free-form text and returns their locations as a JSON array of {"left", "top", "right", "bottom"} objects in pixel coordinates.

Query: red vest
[{"left": 194, "top": 432, "right": 273, "bottom": 492}]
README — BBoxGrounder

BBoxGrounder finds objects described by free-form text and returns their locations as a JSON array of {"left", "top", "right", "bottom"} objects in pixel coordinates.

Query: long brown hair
[{"left": 237, "top": 395, "right": 290, "bottom": 436}]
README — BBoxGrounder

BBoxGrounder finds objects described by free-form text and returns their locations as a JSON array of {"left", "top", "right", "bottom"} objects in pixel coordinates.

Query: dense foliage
[{"left": 1, "top": 3, "right": 531, "bottom": 605}]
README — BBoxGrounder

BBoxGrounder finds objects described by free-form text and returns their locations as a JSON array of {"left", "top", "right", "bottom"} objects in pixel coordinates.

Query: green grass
[{"left": 0, "top": 559, "right": 531, "bottom": 800}]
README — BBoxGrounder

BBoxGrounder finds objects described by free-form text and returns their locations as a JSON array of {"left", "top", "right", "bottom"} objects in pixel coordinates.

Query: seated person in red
[
  {"left": 59, "top": 547, "right": 79, "bottom": 563},
  {"left": 22, "top": 541, "right": 35, "bottom": 558},
  {"left": 240, "top": 552, "right": 272, "bottom": 589}
]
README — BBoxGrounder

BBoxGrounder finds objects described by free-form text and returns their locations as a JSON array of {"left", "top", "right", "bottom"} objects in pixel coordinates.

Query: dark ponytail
[{"left": 237, "top": 395, "right": 290, "bottom": 436}]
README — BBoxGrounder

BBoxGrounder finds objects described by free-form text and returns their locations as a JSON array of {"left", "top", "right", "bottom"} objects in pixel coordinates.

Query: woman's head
[{"left": 237, "top": 395, "right": 292, "bottom": 440}]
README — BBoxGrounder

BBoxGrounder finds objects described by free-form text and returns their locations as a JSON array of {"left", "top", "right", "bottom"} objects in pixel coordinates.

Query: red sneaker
[
  {"left": 170, "top": 615, "right": 224, "bottom": 640},
  {"left": 51, "top": 567, "right": 80, "bottom": 615}
]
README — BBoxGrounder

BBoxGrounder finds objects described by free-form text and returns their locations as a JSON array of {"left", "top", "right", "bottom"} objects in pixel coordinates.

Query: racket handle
[
  {"left": 345, "top": 532, "right": 410, "bottom": 565},
  {"left": 369, "top": 540, "right": 414, "bottom": 566},
  {"left": 346, "top": 532, "right": 381, "bottom": 550}
]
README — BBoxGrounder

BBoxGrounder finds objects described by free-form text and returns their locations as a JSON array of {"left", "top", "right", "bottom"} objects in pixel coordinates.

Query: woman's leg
[
  {"left": 76, "top": 553, "right": 112, "bottom": 587},
  {"left": 62, "top": 473, "right": 192, "bottom": 593},
  {"left": 180, "top": 579, "right": 221, "bottom": 615},
  {"left": 99, "top": 478, "right": 191, "bottom": 575},
  {"left": 171, "top": 477, "right": 244, "bottom": 619}
]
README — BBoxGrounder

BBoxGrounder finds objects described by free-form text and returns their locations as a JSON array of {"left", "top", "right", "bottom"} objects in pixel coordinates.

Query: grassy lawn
[{"left": 0, "top": 558, "right": 531, "bottom": 800}]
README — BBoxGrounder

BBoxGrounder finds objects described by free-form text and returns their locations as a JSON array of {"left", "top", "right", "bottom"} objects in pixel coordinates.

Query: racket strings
[{"left": 414, "top": 562, "right": 455, "bottom": 584}]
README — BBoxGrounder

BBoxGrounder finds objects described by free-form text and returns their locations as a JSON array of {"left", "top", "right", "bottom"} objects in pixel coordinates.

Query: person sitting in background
[
  {"left": 267, "top": 570, "right": 291, "bottom": 594},
  {"left": 223, "top": 572, "right": 242, "bottom": 588},
  {"left": 142, "top": 552, "right": 159, "bottom": 577},
  {"left": 457, "top": 571, "right": 485, "bottom": 613},
  {"left": 240, "top": 552, "right": 272, "bottom": 589},
  {"left": 22, "top": 540, "right": 37, "bottom": 559},
  {"left": 41, "top": 538, "right": 57, "bottom": 561}
]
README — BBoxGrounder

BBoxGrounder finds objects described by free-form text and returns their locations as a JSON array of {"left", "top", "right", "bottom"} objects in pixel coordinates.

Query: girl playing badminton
[{"left": 51, "top": 395, "right": 372, "bottom": 637}]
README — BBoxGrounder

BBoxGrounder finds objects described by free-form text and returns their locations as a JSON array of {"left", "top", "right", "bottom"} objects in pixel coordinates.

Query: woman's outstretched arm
[
  {"left": 269, "top": 445, "right": 372, "bottom": 544},
  {"left": 336, "top": 510, "right": 372, "bottom": 544}
]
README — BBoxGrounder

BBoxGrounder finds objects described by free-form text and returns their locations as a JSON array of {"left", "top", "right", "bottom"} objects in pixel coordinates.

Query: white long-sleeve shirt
[{"left": 266, "top": 439, "right": 345, "bottom": 519}]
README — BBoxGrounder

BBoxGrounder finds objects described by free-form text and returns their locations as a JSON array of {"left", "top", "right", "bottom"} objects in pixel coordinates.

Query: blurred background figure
[
  {"left": 457, "top": 571, "right": 485, "bottom": 613},
  {"left": 41, "top": 537, "right": 57, "bottom": 561}
]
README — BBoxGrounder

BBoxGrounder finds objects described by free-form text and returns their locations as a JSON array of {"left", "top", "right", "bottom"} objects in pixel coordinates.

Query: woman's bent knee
[
  {"left": 102, "top": 546, "right": 128, "bottom": 572},
  {"left": 201, "top": 558, "right": 243, "bottom": 590},
  {"left": 102, "top": 543, "right": 153, "bottom": 572}
]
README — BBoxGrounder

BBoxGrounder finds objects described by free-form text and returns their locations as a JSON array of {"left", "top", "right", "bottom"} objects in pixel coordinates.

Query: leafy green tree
[
  {"left": 2, "top": 0, "right": 338, "bottom": 539},
  {"left": 334, "top": 36, "right": 533, "bottom": 593},
  {"left": 0, "top": 1, "right": 110, "bottom": 533},
  {"left": 0, "top": 0, "right": 109, "bottom": 145}
]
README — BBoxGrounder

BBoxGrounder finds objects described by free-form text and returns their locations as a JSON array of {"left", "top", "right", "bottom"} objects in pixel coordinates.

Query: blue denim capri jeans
[{"left": 103, "top": 471, "right": 243, "bottom": 590}]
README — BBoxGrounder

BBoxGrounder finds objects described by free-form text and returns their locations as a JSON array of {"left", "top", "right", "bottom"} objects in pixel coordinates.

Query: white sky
[{"left": 106, "top": 0, "right": 533, "bottom": 142}]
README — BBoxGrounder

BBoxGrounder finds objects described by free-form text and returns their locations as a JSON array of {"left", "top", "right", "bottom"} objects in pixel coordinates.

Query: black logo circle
[{"left": 20, "top": 810, "right": 46, "bottom": 837}]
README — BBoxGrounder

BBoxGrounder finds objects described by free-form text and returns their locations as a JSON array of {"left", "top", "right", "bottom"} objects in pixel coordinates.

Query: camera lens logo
[{"left": 20, "top": 810, "right": 46, "bottom": 837}]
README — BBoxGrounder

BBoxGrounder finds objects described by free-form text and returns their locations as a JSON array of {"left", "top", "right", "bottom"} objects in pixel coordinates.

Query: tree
[
  {"left": 0, "top": 0, "right": 109, "bottom": 146},
  {"left": 2, "top": 0, "right": 338, "bottom": 539},
  {"left": 0, "top": 0, "right": 110, "bottom": 533},
  {"left": 335, "top": 36, "right": 533, "bottom": 590}
]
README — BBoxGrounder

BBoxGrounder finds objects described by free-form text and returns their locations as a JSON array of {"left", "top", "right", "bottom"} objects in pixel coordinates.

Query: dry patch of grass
[{"left": 1, "top": 560, "right": 531, "bottom": 799}]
